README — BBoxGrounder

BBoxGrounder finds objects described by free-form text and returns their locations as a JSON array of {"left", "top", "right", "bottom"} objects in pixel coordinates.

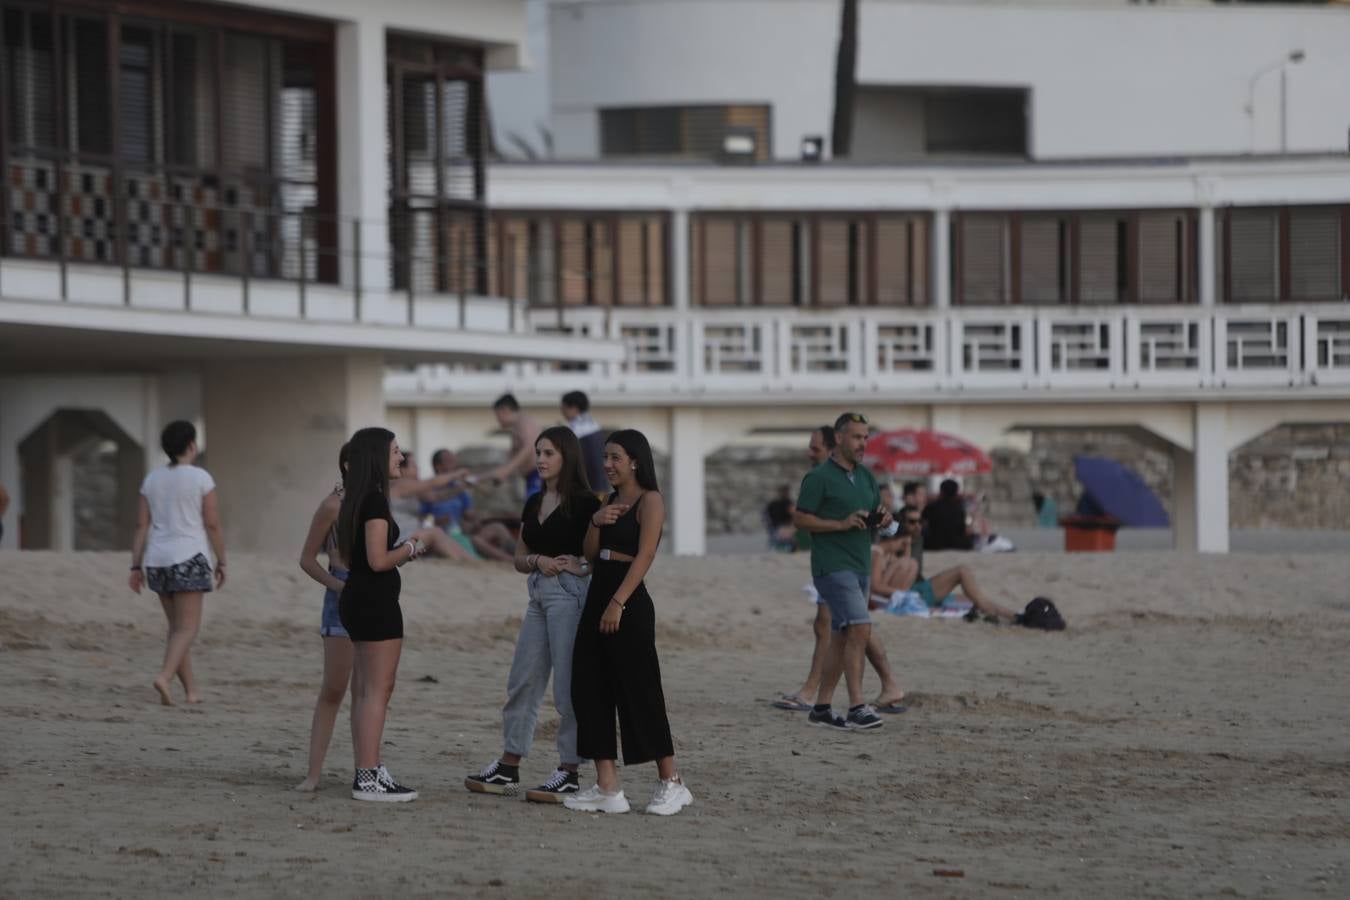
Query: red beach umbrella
[{"left": 863, "top": 428, "right": 993, "bottom": 478}]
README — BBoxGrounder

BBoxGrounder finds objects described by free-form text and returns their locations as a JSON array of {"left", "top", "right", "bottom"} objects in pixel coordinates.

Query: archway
[{"left": 18, "top": 410, "right": 144, "bottom": 550}]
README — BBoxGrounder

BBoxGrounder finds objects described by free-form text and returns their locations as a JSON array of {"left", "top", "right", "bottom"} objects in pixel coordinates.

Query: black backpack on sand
[{"left": 1017, "top": 597, "right": 1066, "bottom": 631}]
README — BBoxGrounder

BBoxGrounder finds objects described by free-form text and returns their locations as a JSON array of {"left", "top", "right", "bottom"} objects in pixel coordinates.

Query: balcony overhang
[{"left": 0, "top": 297, "right": 623, "bottom": 372}]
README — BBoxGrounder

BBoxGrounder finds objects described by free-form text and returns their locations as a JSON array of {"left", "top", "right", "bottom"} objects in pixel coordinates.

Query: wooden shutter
[
  {"left": 1138, "top": 212, "right": 1186, "bottom": 303},
  {"left": 646, "top": 215, "right": 667, "bottom": 305},
  {"left": 758, "top": 216, "right": 796, "bottom": 306},
  {"left": 815, "top": 217, "right": 854, "bottom": 307},
  {"left": 222, "top": 34, "right": 271, "bottom": 174},
  {"left": 558, "top": 217, "right": 588, "bottom": 306},
  {"left": 6, "top": 9, "right": 58, "bottom": 149},
  {"left": 875, "top": 216, "right": 928, "bottom": 306},
  {"left": 1289, "top": 208, "right": 1340, "bottom": 301},
  {"left": 698, "top": 217, "right": 740, "bottom": 306},
  {"left": 1079, "top": 216, "right": 1121, "bottom": 305},
  {"left": 960, "top": 215, "right": 1007, "bottom": 304},
  {"left": 440, "top": 78, "right": 477, "bottom": 202},
  {"left": 1228, "top": 209, "right": 1279, "bottom": 302},
  {"left": 1019, "top": 216, "right": 1063, "bottom": 305},
  {"left": 590, "top": 218, "right": 614, "bottom": 306}
]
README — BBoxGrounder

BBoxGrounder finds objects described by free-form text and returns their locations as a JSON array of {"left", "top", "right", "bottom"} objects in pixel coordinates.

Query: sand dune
[{"left": 2, "top": 549, "right": 1348, "bottom": 898}]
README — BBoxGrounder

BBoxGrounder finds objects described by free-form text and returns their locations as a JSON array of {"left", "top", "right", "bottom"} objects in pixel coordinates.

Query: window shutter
[
  {"left": 1228, "top": 210, "right": 1279, "bottom": 302},
  {"left": 961, "top": 215, "right": 1007, "bottom": 304},
  {"left": 699, "top": 217, "right": 740, "bottom": 306},
  {"left": 222, "top": 34, "right": 270, "bottom": 174},
  {"left": 558, "top": 217, "right": 588, "bottom": 306},
  {"left": 1019, "top": 216, "right": 1063, "bottom": 305},
  {"left": 1079, "top": 217, "right": 1121, "bottom": 305},
  {"left": 1138, "top": 212, "right": 1186, "bottom": 303},
  {"left": 440, "top": 78, "right": 477, "bottom": 202},
  {"left": 590, "top": 219, "right": 614, "bottom": 306},
  {"left": 6, "top": 10, "right": 57, "bottom": 149},
  {"left": 758, "top": 217, "right": 796, "bottom": 306},
  {"left": 645, "top": 215, "right": 667, "bottom": 306},
  {"left": 1289, "top": 208, "right": 1340, "bottom": 301},
  {"left": 815, "top": 218, "right": 853, "bottom": 307},
  {"left": 875, "top": 216, "right": 925, "bottom": 306}
]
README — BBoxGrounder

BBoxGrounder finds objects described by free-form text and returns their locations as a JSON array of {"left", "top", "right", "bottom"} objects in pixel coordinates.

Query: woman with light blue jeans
[{"left": 466, "top": 426, "right": 601, "bottom": 803}]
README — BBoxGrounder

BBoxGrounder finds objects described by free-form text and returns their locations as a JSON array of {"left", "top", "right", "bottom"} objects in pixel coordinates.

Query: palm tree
[{"left": 830, "top": 0, "right": 859, "bottom": 159}]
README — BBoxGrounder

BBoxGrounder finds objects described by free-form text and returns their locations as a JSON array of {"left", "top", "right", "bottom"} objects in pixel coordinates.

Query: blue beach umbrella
[{"left": 1073, "top": 456, "right": 1170, "bottom": 528}]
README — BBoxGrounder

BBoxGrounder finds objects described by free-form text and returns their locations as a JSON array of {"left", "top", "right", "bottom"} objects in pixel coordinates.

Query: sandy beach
[{"left": 2, "top": 548, "right": 1348, "bottom": 898}]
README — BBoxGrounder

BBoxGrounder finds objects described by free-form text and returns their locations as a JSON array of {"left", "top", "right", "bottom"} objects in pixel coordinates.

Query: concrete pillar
[
  {"left": 931, "top": 209, "right": 951, "bottom": 309},
  {"left": 1174, "top": 403, "right": 1229, "bottom": 553},
  {"left": 669, "top": 407, "right": 705, "bottom": 556},
  {"left": 1198, "top": 206, "right": 1216, "bottom": 308},
  {"left": 337, "top": 21, "right": 391, "bottom": 302},
  {"left": 203, "top": 353, "right": 385, "bottom": 554},
  {"left": 671, "top": 209, "right": 691, "bottom": 311},
  {"left": 51, "top": 453, "right": 74, "bottom": 551}
]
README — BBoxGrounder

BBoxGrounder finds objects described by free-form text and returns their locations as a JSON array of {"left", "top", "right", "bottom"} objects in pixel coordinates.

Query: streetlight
[{"left": 1246, "top": 50, "right": 1306, "bottom": 154}]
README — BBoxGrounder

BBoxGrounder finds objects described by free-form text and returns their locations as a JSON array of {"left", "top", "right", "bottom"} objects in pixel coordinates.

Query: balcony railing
[
  {"left": 387, "top": 304, "right": 1350, "bottom": 398},
  {"left": 1, "top": 152, "right": 503, "bottom": 329}
]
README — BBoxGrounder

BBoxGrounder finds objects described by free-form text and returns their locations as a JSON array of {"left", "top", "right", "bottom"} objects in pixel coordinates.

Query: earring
[{"left": 631, "top": 465, "right": 637, "bottom": 470}]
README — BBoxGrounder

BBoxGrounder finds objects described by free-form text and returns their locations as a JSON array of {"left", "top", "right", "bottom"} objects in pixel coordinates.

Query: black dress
[
  {"left": 570, "top": 493, "right": 675, "bottom": 765},
  {"left": 338, "top": 492, "right": 404, "bottom": 642}
]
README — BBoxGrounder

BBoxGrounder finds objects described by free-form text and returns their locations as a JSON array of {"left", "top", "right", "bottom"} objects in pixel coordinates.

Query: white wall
[{"left": 548, "top": 0, "right": 1350, "bottom": 160}]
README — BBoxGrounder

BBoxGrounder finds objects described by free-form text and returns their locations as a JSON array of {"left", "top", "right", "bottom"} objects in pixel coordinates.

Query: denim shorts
[
  {"left": 321, "top": 568, "right": 350, "bottom": 637},
  {"left": 813, "top": 570, "right": 872, "bottom": 632}
]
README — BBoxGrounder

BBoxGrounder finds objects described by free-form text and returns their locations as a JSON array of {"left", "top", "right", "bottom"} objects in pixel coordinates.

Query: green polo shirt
[{"left": 796, "top": 457, "right": 880, "bottom": 577}]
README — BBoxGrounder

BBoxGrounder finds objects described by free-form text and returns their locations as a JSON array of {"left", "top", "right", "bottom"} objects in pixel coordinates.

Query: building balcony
[{"left": 385, "top": 303, "right": 1350, "bottom": 404}]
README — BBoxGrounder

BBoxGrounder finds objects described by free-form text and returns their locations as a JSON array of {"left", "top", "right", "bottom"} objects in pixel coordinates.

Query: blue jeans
[
  {"left": 320, "top": 568, "right": 350, "bottom": 637},
  {"left": 502, "top": 570, "right": 589, "bottom": 766},
  {"left": 813, "top": 570, "right": 872, "bottom": 632}
]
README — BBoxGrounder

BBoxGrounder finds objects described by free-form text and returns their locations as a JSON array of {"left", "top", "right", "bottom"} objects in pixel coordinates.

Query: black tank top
[{"left": 600, "top": 492, "right": 647, "bottom": 557}]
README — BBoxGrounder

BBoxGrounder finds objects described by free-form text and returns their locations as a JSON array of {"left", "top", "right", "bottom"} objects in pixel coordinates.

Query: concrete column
[
  {"left": 669, "top": 406, "right": 705, "bottom": 556},
  {"left": 1198, "top": 206, "right": 1216, "bottom": 308},
  {"left": 1174, "top": 403, "right": 1229, "bottom": 553},
  {"left": 671, "top": 209, "right": 691, "bottom": 311},
  {"left": 51, "top": 453, "right": 75, "bottom": 551},
  {"left": 931, "top": 209, "right": 951, "bottom": 309},
  {"left": 337, "top": 21, "right": 391, "bottom": 302},
  {"left": 203, "top": 353, "right": 385, "bottom": 554}
]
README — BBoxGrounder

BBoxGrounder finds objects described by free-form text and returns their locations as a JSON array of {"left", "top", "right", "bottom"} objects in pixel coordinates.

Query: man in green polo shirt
[{"left": 793, "top": 412, "right": 893, "bottom": 731}]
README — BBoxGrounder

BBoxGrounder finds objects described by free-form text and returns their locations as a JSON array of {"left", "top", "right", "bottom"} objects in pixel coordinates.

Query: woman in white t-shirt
[{"left": 129, "top": 420, "right": 227, "bottom": 706}]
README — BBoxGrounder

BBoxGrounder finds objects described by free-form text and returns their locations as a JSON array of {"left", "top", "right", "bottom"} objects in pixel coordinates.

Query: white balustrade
[{"left": 389, "top": 304, "right": 1350, "bottom": 399}]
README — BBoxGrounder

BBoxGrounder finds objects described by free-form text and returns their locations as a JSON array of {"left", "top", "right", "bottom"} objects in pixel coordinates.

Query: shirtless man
[
  {"left": 488, "top": 394, "right": 543, "bottom": 498},
  {"left": 772, "top": 426, "right": 906, "bottom": 715}
]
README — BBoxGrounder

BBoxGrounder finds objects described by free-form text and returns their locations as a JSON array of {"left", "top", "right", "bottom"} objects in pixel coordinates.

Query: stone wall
[{"left": 700, "top": 426, "right": 1350, "bottom": 535}]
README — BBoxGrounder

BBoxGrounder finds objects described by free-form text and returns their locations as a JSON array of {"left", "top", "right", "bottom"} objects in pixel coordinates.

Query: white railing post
[
  {"left": 1035, "top": 314, "right": 1052, "bottom": 383},
  {"left": 1303, "top": 310, "right": 1319, "bottom": 378},
  {"left": 1198, "top": 206, "right": 1217, "bottom": 308},
  {"left": 931, "top": 209, "right": 951, "bottom": 310}
]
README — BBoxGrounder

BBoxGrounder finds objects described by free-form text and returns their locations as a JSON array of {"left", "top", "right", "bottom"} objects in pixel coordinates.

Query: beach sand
[{"left": 2, "top": 549, "right": 1348, "bottom": 898}]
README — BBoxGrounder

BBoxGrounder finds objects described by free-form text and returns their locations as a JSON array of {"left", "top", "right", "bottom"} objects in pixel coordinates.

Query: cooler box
[{"left": 1060, "top": 516, "right": 1120, "bottom": 552}]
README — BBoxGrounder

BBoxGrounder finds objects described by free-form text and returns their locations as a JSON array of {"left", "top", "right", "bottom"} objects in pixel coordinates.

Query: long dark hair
[
  {"left": 536, "top": 425, "right": 592, "bottom": 513},
  {"left": 605, "top": 429, "right": 659, "bottom": 492},
  {"left": 337, "top": 427, "right": 394, "bottom": 562}
]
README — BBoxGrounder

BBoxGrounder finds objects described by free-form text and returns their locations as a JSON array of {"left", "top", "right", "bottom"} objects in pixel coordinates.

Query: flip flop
[
  {"left": 771, "top": 694, "right": 813, "bottom": 712},
  {"left": 874, "top": 703, "right": 908, "bottom": 714}
]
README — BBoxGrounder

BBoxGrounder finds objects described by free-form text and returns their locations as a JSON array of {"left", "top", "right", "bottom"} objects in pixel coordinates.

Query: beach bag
[{"left": 1018, "top": 597, "right": 1066, "bottom": 631}]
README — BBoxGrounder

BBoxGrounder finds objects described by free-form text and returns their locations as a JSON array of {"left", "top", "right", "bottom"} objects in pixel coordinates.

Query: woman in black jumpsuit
[{"left": 565, "top": 429, "right": 693, "bottom": 816}]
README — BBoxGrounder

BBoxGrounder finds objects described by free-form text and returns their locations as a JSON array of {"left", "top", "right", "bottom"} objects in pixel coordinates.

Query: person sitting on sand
[
  {"left": 128, "top": 420, "right": 226, "bottom": 706},
  {"left": 418, "top": 449, "right": 518, "bottom": 562},
  {"left": 388, "top": 452, "right": 476, "bottom": 562},
  {"left": 869, "top": 532, "right": 920, "bottom": 605},
  {"left": 897, "top": 505, "right": 1018, "bottom": 622}
]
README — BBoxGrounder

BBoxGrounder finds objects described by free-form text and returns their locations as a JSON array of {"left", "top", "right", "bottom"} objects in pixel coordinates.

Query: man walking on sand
[
  {"left": 774, "top": 426, "right": 905, "bottom": 715},
  {"left": 793, "top": 412, "right": 893, "bottom": 731}
]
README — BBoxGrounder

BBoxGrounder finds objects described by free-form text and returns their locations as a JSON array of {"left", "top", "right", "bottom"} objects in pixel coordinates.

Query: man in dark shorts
[{"left": 793, "top": 412, "right": 893, "bottom": 731}]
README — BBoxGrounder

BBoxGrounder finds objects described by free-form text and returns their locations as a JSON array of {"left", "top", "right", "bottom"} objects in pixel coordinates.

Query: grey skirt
[{"left": 146, "top": 553, "right": 214, "bottom": 595}]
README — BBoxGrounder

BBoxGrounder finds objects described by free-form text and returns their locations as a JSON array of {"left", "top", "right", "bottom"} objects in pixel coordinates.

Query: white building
[
  {"left": 0, "top": 0, "right": 621, "bottom": 552},
  {"left": 389, "top": 0, "right": 1350, "bottom": 556}
]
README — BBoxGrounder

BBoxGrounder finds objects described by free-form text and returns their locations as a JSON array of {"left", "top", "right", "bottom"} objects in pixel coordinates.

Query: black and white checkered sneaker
[
  {"left": 464, "top": 759, "right": 520, "bottom": 796},
  {"left": 525, "top": 768, "right": 580, "bottom": 804},
  {"left": 351, "top": 766, "right": 418, "bottom": 802}
]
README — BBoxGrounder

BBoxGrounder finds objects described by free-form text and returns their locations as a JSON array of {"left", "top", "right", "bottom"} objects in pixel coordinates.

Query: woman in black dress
[
  {"left": 465, "top": 426, "right": 600, "bottom": 802},
  {"left": 565, "top": 429, "right": 693, "bottom": 816},
  {"left": 337, "top": 427, "right": 437, "bottom": 802}
]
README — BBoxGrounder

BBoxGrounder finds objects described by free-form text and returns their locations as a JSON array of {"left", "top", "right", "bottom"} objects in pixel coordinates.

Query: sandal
[{"left": 771, "top": 693, "right": 813, "bottom": 712}]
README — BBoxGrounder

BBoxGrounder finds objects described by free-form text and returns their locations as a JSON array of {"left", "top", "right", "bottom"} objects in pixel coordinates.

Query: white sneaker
[
  {"left": 562, "top": 784, "right": 630, "bottom": 814},
  {"left": 644, "top": 776, "right": 693, "bottom": 816}
]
